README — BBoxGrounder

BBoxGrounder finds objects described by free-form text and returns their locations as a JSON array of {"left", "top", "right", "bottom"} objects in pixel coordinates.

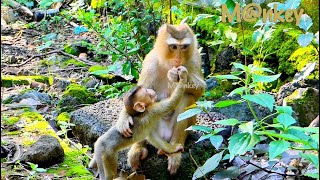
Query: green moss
[
  {"left": 47, "top": 148, "right": 93, "bottom": 179},
  {"left": 2, "top": 116, "right": 20, "bottom": 125},
  {"left": 288, "top": 45, "right": 319, "bottom": 80},
  {"left": 1, "top": 75, "right": 49, "bottom": 87},
  {"left": 5, "top": 131, "right": 20, "bottom": 135},
  {"left": 88, "top": 65, "right": 115, "bottom": 80},
  {"left": 62, "top": 59, "right": 86, "bottom": 68},
  {"left": 56, "top": 112, "right": 71, "bottom": 125},
  {"left": 88, "top": 65, "right": 107, "bottom": 72}
]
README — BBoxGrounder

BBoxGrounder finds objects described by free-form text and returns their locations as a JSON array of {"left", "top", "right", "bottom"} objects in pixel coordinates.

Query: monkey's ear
[{"left": 133, "top": 102, "right": 146, "bottom": 113}]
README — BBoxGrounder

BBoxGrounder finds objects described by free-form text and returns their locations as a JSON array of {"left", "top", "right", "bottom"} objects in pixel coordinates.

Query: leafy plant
[
  {"left": 26, "top": 162, "right": 47, "bottom": 179},
  {"left": 179, "top": 62, "right": 319, "bottom": 179},
  {"left": 56, "top": 121, "right": 76, "bottom": 139}
]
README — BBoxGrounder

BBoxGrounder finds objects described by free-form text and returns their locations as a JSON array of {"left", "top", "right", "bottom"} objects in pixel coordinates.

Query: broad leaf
[
  {"left": 214, "top": 118, "right": 240, "bottom": 126},
  {"left": 213, "top": 118, "right": 240, "bottom": 126},
  {"left": 252, "top": 29, "right": 263, "bottom": 43},
  {"left": 196, "top": 134, "right": 214, "bottom": 143},
  {"left": 214, "top": 100, "right": 242, "bottom": 108},
  {"left": 269, "top": 140, "right": 290, "bottom": 160},
  {"left": 299, "top": 14, "right": 313, "bottom": 32},
  {"left": 289, "top": 126, "right": 319, "bottom": 133},
  {"left": 208, "top": 40, "right": 225, "bottom": 46},
  {"left": 252, "top": 74, "right": 281, "bottom": 83},
  {"left": 213, "top": 128, "right": 226, "bottom": 134},
  {"left": 304, "top": 173, "right": 319, "bottom": 179},
  {"left": 311, "top": 134, "right": 319, "bottom": 145},
  {"left": 192, "top": 150, "right": 224, "bottom": 179},
  {"left": 252, "top": 67, "right": 274, "bottom": 73},
  {"left": 276, "top": 113, "right": 296, "bottom": 129},
  {"left": 225, "top": 29, "right": 237, "bottom": 42},
  {"left": 191, "top": 14, "right": 215, "bottom": 25},
  {"left": 229, "top": 87, "right": 246, "bottom": 96},
  {"left": 239, "top": 121, "right": 254, "bottom": 135},
  {"left": 299, "top": 153, "right": 319, "bottom": 170},
  {"left": 284, "top": 0, "right": 301, "bottom": 9},
  {"left": 242, "top": 93, "right": 275, "bottom": 111},
  {"left": 276, "top": 106, "right": 293, "bottom": 115},
  {"left": 215, "top": 75, "right": 240, "bottom": 80},
  {"left": 228, "top": 133, "right": 260, "bottom": 161},
  {"left": 232, "top": 62, "right": 249, "bottom": 72},
  {"left": 298, "top": 33, "right": 314, "bottom": 47},
  {"left": 256, "top": 131, "right": 309, "bottom": 144},
  {"left": 196, "top": 101, "right": 214, "bottom": 109},
  {"left": 178, "top": 108, "right": 202, "bottom": 121},
  {"left": 186, "top": 125, "right": 213, "bottom": 133},
  {"left": 210, "top": 135, "right": 223, "bottom": 150}
]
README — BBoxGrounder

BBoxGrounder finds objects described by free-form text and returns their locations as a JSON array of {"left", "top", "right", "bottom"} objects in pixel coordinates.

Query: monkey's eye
[
  {"left": 182, "top": 44, "right": 190, "bottom": 50},
  {"left": 169, "top": 44, "right": 178, "bottom": 50}
]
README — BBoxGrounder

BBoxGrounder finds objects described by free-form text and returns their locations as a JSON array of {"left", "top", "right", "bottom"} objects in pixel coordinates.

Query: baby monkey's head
[{"left": 123, "top": 85, "right": 157, "bottom": 116}]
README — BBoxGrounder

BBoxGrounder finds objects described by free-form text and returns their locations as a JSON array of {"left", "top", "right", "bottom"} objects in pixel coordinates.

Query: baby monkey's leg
[{"left": 147, "top": 132, "right": 184, "bottom": 154}]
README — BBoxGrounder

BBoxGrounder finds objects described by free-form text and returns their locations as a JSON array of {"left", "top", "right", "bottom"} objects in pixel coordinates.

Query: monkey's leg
[
  {"left": 102, "top": 152, "right": 118, "bottom": 180},
  {"left": 168, "top": 94, "right": 196, "bottom": 175},
  {"left": 127, "top": 140, "right": 148, "bottom": 170}
]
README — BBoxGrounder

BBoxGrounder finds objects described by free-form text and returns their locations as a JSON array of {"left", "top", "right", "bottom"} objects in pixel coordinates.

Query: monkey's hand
[
  {"left": 116, "top": 110, "right": 134, "bottom": 137},
  {"left": 167, "top": 152, "right": 182, "bottom": 175},
  {"left": 177, "top": 66, "right": 188, "bottom": 84},
  {"left": 167, "top": 67, "right": 179, "bottom": 82}
]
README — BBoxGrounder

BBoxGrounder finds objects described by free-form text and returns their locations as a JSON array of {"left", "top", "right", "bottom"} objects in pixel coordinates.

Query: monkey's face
[
  {"left": 135, "top": 87, "right": 157, "bottom": 106},
  {"left": 165, "top": 24, "right": 193, "bottom": 67}
]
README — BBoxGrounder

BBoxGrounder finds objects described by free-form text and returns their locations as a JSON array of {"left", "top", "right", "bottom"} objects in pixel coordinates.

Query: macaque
[
  {"left": 89, "top": 67, "right": 188, "bottom": 180},
  {"left": 116, "top": 23, "right": 206, "bottom": 174}
]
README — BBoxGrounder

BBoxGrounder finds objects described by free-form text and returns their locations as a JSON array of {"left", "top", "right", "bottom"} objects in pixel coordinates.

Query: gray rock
[
  {"left": 210, "top": 94, "right": 273, "bottom": 122},
  {"left": 70, "top": 98, "right": 224, "bottom": 179},
  {"left": 215, "top": 47, "right": 242, "bottom": 73},
  {"left": 205, "top": 77, "right": 219, "bottom": 90},
  {"left": 4, "top": 90, "right": 51, "bottom": 105},
  {"left": 82, "top": 76, "right": 100, "bottom": 89},
  {"left": 53, "top": 77, "right": 71, "bottom": 90},
  {"left": 21, "top": 135, "right": 64, "bottom": 167},
  {"left": 276, "top": 79, "right": 319, "bottom": 105}
]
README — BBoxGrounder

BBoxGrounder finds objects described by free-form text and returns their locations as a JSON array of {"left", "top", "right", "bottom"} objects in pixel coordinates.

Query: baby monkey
[{"left": 89, "top": 66, "right": 188, "bottom": 180}]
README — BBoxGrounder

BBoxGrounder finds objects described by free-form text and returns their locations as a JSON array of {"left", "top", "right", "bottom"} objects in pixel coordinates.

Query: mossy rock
[
  {"left": 58, "top": 84, "right": 98, "bottom": 111},
  {"left": 56, "top": 112, "right": 71, "bottom": 125},
  {"left": 88, "top": 65, "right": 115, "bottom": 80},
  {"left": 284, "top": 87, "right": 319, "bottom": 127},
  {"left": 1, "top": 75, "right": 49, "bottom": 87},
  {"left": 301, "top": 0, "right": 319, "bottom": 33}
]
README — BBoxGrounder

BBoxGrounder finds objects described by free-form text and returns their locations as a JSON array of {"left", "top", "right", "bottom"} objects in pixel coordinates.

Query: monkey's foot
[
  {"left": 128, "top": 147, "right": 148, "bottom": 170},
  {"left": 167, "top": 152, "right": 182, "bottom": 175}
]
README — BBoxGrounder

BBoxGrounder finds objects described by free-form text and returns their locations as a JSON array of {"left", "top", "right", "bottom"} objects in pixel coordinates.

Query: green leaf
[
  {"left": 214, "top": 100, "right": 242, "bottom": 108},
  {"left": 289, "top": 126, "right": 319, "bottom": 133},
  {"left": 225, "top": 29, "right": 237, "bottom": 42},
  {"left": 213, "top": 128, "right": 226, "bottom": 134},
  {"left": 256, "top": 131, "right": 309, "bottom": 144},
  {"left": 90, "top": 69, "right": 110, "bottom": 76},
  {"left": 214, "top": 118, "right": 240, "bottom": 126},
  {"left": 214, "top": 75, "right": 240, "bottom": 80},
  {"left": 252, "top": 74, "right": 281, "bottom": 83},
  {"left": 186, "top": 125, "right": 213, "bottom": 133},
  {"left": 298, "top": 33, "right": 314, "bottom": 47},
  {"left": 311, "top": 134, "right": 319, "bottom": 145},
  {"left": 228, "top": 133, "right": 260, "bottom": 161},
  {"left": 208, "top": 40, "right": 225, "bottom": 46},
  {"left": 276, "top": 106, "right": 293, "bottom": 115},
  {"left": 196, "top": 134, "right": 214, "bottom": 143},
  {"left": 196, "top": 101, "right": 214, "bottom": 109},
  {"left": 232, "top": 62, "right": 249, "bottom": 72},
  {"left": 36, "top": 168, "right": 47, "bottom": 173},
  {"left": 37, "top": 41, "right": 53, "bottom": 51},
  {"left": 276, "top": 113, "right": 296, "bottom": 129},
  {"left": 210, "top": 135, "right": 223, "bottom": 150},
  {"left": 228, "top": 87, "right": 246, "bottom": 96},
  {"left": 269, "top": 140, "right": 290, "bottom": 160},
  {"left": 299, "top": 14, "right": 313, "bottom": 32},
  {"left": 242, "top": 93, "right": 275, "bottom": 111},
  {"left": 252, "top": 29, "right": 263, "bottom": 42},
  {"left": 304, "top": 173, "right": 319, "bottom": 179},
  {"left": 192, "top": 150, "right": 224, "bottom": 179},
  {"left": 178, "top": 108, "right": 202, "bottom": 121},
  {"left": 299, "top": 153, "right": 319, "bottom": 170},
  {"left": 285, "top": 0, "right": 301, "bottom": 9},
  {"left": 252, "top": 67, "right": 274, "bottom": 74},
  {"left": 239, "top": 121, "right": 254, "bottom": 135},
  {"left": 192, "top": 14, "right": 215, "bottom": 25}
]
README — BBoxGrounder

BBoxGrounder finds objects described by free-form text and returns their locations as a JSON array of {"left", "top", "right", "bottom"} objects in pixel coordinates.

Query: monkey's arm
[
  {"left": 115, "top": 108, "right": 134, "bottom": 137},
  {"left": 147, "top": 132, "right": 183, "bottom": 153},
  {"left": 151, "top": 83, "right": 185, "bottom": 114}
]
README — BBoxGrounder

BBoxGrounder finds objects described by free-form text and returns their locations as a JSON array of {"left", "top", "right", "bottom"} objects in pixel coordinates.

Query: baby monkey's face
[{"left": 135, "top": 87, "right": 157, "bottom": 106}]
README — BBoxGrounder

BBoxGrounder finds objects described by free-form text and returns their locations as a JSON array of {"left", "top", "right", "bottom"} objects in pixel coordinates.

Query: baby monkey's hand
[{"left": 177, "top": 66, "right": 188, "bottom": 84}]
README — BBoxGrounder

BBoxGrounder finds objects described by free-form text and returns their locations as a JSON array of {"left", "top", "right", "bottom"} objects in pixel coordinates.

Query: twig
[
  {"left": 58, "top": 51, "right": 98, "bottom": 66},
  {"left": 66, "top": 138, "right": 93, "bottom": 160},
  {"left": 240, "top": 158, "right": 297, "bottom": 177},
  {"left": 2, "top": 48, "right": 64, "bottom": 67},
  {"left": 189, "top": 149, "right": 208, "bottom": 180},
  {"left": 4, "top": 143, "right": 22, "bottom": 165}
]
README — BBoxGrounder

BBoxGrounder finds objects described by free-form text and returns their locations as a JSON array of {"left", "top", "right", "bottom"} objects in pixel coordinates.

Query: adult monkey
[{"left": 116, "top": 23, "right": 206, "bottom": 174}]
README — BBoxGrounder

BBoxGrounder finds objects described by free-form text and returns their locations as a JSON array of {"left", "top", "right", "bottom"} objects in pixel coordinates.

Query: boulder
[
  {"left": 284, "top": 87, "right": 319, "bottom": 127},
  {"left": 70, "top": 98, "right": 227, "bottom": 179},
  {"left": 21, "top": 135, "right": 64, "bottom": 168}
]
